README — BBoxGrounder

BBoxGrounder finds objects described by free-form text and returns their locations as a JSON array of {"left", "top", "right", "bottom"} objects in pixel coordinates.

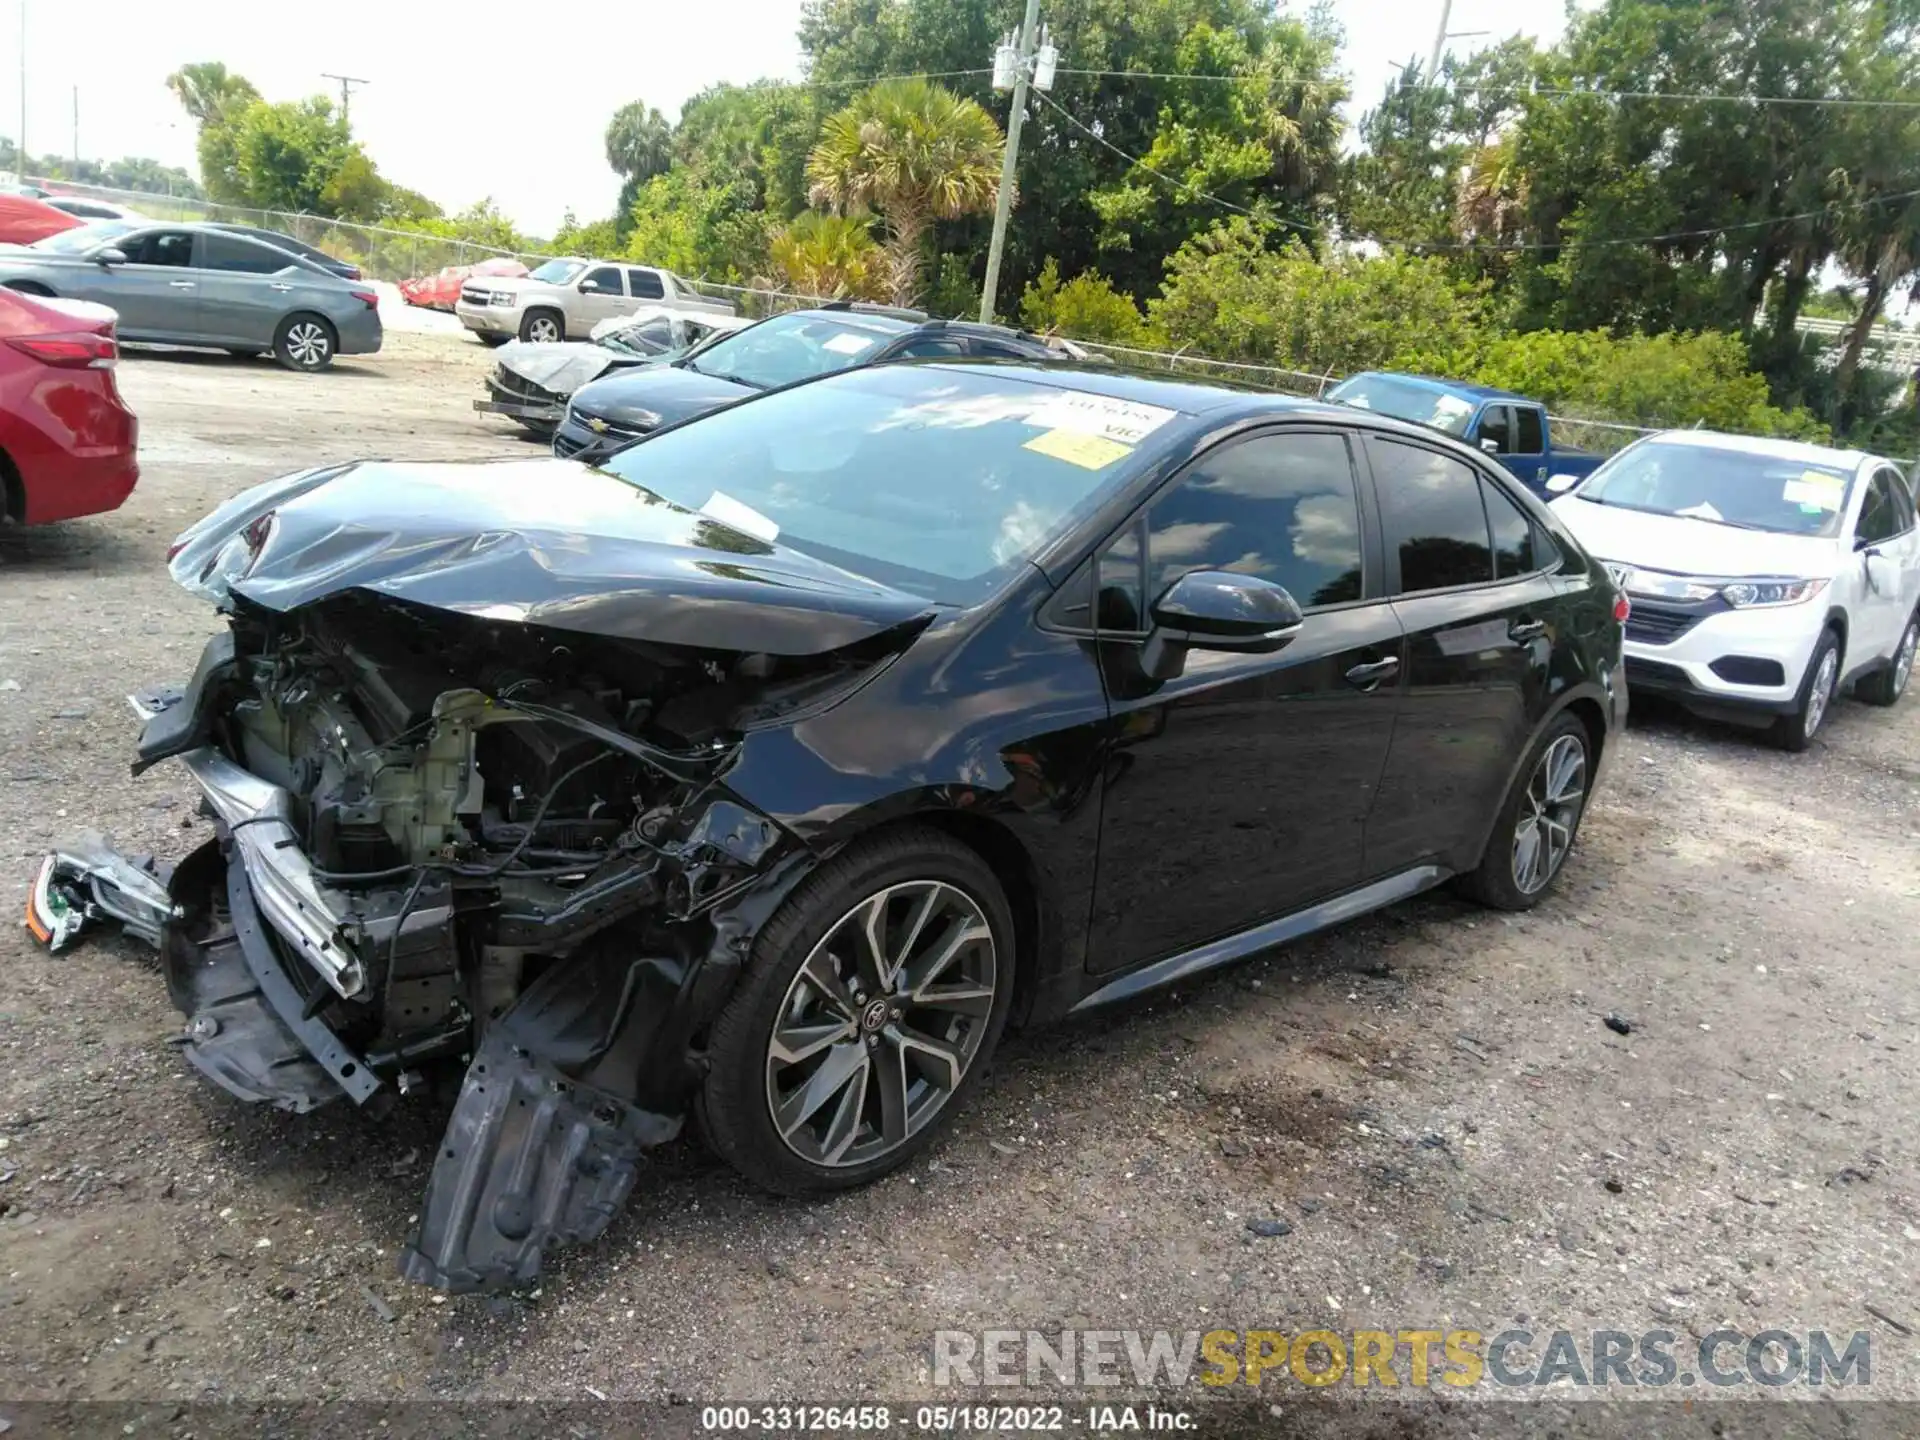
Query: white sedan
[{"left": 1548, "top": 431, "right": 1919, "bottom": 750}]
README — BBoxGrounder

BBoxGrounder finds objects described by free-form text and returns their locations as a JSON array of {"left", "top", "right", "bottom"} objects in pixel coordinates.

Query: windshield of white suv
[
  {"left": 528, "top": 259, "right": 585, "bottom": 284},
  {"left": 601, "top": 364, "right": 1177, "bottom": 602},
  {"left": 1575, "top": 441, "right": 1855, "bottom": 537},
  {"left": 684, "top": 312, "right": 900, "bottom": 390},
  {"left": 1326, "top": 374, "right": 1477, "bottom": 436}
]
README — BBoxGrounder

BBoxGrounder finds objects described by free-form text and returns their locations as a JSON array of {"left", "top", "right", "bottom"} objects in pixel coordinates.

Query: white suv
[
  {"left": 1548, "top": 431, "right": 1919, "bottom": 750},
  {"left": 454, "top": 257, "right": 734, "bottom": 345}
]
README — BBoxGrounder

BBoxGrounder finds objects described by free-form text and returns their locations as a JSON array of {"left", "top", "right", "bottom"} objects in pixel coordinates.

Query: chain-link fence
[{"left": 26, "top": 178, "right": 546, "bottom": 283}]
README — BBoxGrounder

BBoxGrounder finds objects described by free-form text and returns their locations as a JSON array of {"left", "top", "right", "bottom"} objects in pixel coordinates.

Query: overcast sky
[{"left": 8, "top": 0, "right": 1577, "bottom": 236}]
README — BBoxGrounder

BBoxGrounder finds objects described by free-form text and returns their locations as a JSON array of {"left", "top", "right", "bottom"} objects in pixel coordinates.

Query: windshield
[
  {"left": 1326, "top": 374, "right": 1476, "bottom": 436},
  {"left": 1574, "top": 441, "right": 1855, "bottom": 537},
  {"left": 601, "top": 365, "right": 1180, "bottom": 602},
  {"left": 528, "top": 259, "right": 585, "bottom": 284},
  {"left": 30, "top": 220, "right": 136, "bottom": 253},
  {"left": 686, "top": 311, "right": 897, "bottom": 389}
]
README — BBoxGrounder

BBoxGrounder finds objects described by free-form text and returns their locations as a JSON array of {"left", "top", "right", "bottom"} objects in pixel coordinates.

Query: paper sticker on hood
[{"left": 167, "top": 459, "right": 938, "bottom": 656}]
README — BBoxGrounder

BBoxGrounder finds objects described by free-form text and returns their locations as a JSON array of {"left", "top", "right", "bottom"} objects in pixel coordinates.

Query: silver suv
[{"left": 454, "top": 257, "right": 734, "bottom": 344}]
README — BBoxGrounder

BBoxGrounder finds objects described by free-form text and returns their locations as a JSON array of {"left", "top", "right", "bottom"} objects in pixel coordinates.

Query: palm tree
[
  {"left": 605, "top": 102, "right": 674, "bottom": 184},
  {"left": 1832, "top": 194, "right": 1920, "bottom": 406},
  {"left": 165, "top": 63, "right": 259, "bottom": 125},
  {"left": 765, "top": 212, "right": 888, "bottom": 300},
  {"left": 806, "top": 79, "right": 1004, "bottom": 307}
]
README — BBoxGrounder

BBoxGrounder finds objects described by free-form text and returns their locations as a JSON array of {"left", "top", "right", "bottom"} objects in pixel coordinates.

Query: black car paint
[{"left": 141, "top": 364, "right": 1624, "bottom": 1290}]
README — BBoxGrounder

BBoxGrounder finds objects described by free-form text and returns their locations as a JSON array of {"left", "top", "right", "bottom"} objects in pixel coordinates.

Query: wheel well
[
  {"left": 892, "top": 809, "right": 1043, "bottom": 1025},
  {"left": 0, "top": 445, "right": 21, "bottom": 523},
  {"left": 4, "top": 280, "right": 52, "bottom": 297},
  {"left": 1561, "top": 695, "right": 1608, "bottom": 769},
  {"left": 1824, "top": 608, "right": 1848, "bottom": 663}
]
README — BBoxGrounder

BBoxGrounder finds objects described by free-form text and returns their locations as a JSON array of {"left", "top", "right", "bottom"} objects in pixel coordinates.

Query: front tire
[
  {"left": 272, "top": 313, "right": 336, "bottom": 372},
  {"left": 1857, "top": 612, "right": 1917, "bottom": 708},
  {"left": 475, "top": 332, "right": 508, "bottom": 347},
  {"left": 1770, "top": 628, "right": 1841, "bottom": 751},
  {"left": 699, "top": 827, "right": 1014, "bottom": 1196},
  {"left": 1458, "top": 712, "right": 1592, "bottom": 912},
  {"left": 518, "top": 308, "right": 564, "bottom": 344}
]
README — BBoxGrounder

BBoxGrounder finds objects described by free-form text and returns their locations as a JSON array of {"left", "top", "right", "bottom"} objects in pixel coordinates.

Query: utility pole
[
  {"left": 1426, "top": 0, "right": 1452, "bottom": 83},
  {"left": 70, "top": 83, "right": 76, "bottom": 166},
  {"left": 16, "top": 0, "right": 25, "bottom": 181},
  {"left": 979, "top": 0, "right": 1055, "bottom": 324},
  {"left": 321, "top": 72, "right": 369, "bottom": 127}
]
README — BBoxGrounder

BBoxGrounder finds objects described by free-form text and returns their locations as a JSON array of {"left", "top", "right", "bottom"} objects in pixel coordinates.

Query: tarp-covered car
[{"left": 474, "top": 307, "right": 751, "bottom": 438}]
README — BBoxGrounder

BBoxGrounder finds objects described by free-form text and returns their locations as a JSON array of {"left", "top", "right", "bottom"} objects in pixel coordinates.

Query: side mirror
[
  {"left": 92, "top": 247, "right": 128, "bottom": 267},
  {"left": 1545, "top": 473, "right": 1583, "bottom": 495},
  {"left": 1861, "top": 544, "right": 1896, "bottom": 594},
  {"left": 1138, "top": 570, "right": 1303, "bottom": 681},
  {"left": 1480, "top": 438, "right": 1503, "bottom": 455}
]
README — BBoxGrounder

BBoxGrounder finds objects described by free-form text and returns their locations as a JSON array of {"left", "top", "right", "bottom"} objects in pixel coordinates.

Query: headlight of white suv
[
  {"left": 491, "top": 291, "right": 520, "bottom": 307},
  {"left": 1720, "top": 578, "right": 1828, "bottom": 608}
]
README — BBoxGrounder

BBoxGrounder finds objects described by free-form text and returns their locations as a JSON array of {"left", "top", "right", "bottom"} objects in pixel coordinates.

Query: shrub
[{"left": 1018, "top": 260, "right": 1157, "bottom": 346}]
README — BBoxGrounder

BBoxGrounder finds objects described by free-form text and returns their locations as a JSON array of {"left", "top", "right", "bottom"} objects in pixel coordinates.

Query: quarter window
[
  {"left": 1141, "top": 432, "right": 1365, "bottom": 616},
  {"left": 627, "top": 269, "right": 665, "bottom": 300},
  {"left": 1370, "top": 439, "right": 1494, "bottom": 594}
]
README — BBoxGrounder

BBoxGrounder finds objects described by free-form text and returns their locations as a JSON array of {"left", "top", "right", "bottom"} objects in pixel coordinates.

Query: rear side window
[
  {"left": 1370, "top": 438, "right": 1493, "bottom": 594},
  {"left": 1515, "top": 407, "right": 1545, "bottom": 453},
  {"left": 1483, "top": 480, "right": 1538, "bottom": 578},
  {"left": 627, "top": 269, "right": 665, "bottom": 300},
  {"left": 201, "top": 233, "right": 292, "bottom": 274}
]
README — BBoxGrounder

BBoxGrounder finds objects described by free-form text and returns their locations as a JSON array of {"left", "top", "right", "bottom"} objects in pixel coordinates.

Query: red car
[
  {"left": 0, "top": 287, "right": 139, "bottom": 524},
  {"left": 0, "top": 193, "right": 83, "bottom": 246}
]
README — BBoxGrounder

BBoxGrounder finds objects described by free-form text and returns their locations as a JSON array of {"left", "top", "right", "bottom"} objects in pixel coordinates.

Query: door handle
[
  {"left": 269, "top": 283, "right": 293, "bottom": 291},
  {"left": 1509, "top": 617, "right": 1547, "bottom": 641},
  {"left": 1344, "top": 656, "right": 1400, "bottom": 691},
  {"left": 168, "top": 280, "right": 196, "bottom": 289}
]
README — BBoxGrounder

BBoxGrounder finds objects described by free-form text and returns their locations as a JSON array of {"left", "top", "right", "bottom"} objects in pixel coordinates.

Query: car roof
[
  {"left": 1638, "top": 429, "right": 1877, "bottom": 472},
  {"left": 919, "top": 359, "right": 1346, "bottom": 419},
  {"left": 1343, "top": 370, "right": 1532, "bottom": 405}
]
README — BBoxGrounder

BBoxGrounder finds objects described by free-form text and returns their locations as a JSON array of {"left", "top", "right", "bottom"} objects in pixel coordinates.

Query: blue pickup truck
[{"left": 1325, "top": 372, "right": 1604, "bottom": 497}]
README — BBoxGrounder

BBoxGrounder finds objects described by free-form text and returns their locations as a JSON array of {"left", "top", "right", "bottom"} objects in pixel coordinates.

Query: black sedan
[
  {"left": 73, "top": 360, "right": 1625, "bottom": 1291},
  {"left": 552, "top": 305, "right": 1064, "bottom": 463}
]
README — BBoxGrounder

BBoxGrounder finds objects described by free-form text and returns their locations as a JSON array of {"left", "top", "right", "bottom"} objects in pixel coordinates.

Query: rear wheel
[
  {"left": 1857, "top": 612, "right": 1917, "bottom": 707},
  {"left": 272, "top": 313, "right": 336, "bottom": 372},
  {"left": 1770, "top": 628, "right": 1841, "bottom": 751},
  {"left": 1458, "top": 712, "right": 1591, "bottom": 912},
  {"left": 699, "top": 827, "right": 1014, "bottom": 1195},
  {"left": 518, "top": 308, "right": 564, "bottom": 344}
]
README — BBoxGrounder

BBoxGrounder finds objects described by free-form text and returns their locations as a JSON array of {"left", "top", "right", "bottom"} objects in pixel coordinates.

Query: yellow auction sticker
[{"left": 1023, "top": 428, "right": 1133, "bottom": 469}]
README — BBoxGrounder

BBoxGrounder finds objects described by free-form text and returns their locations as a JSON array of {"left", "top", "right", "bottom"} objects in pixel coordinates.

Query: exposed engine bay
[{"left": 33, "top": 589, "right": 898, "bottom": 1291}]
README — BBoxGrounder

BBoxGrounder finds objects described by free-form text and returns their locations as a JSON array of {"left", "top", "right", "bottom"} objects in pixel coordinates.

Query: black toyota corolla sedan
[{"left": 44, "top": 360, "right": 1625, "bottom": 1292}]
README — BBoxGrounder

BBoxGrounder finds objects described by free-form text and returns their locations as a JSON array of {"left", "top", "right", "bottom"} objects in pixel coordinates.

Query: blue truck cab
[{"left": 1324, "top": 372, "right": 1604, "bottom": 497}]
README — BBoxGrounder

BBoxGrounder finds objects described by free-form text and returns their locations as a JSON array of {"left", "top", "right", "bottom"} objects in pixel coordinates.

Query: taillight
[
  {"left": 351, "top": 290, "right": 379, "bottom": 309},
  {"left": 1613, "top": 593, "right": 1631, "bottom": 623},
  {"left": 8, "top": 331, "right": 117, "bottom": 369},
  {"left": 165, "top": 540, "right": 187, "bottom": 562}
]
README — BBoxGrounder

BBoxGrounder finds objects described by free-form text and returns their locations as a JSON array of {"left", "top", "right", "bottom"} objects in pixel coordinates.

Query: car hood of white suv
[{"left": 1550, "top": 492, "right": 1839, "bottom": 579}]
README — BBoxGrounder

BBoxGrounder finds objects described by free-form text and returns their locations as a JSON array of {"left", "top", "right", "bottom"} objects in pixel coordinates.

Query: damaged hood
[
  {"left": 568, "top": 363, "right": 756, "bottom": 429},
  {"left": 168, "top": 459, "right": 938, "bottom": 655},
  {"left": 496, "top": 340, "right": 640, "bottom": 394}
]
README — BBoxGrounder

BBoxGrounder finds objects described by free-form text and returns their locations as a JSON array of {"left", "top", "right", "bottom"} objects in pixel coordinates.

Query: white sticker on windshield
[
  {"left": 1781, "top": 472, "right": 1844, "bottom": 509},
  {"left": 701, "top": 491, "right": 779, "bottom": 542},
  {"left": 1675, "top": 501, "right": 1723, "bottom": 522},
  {"left": 821, "top": 332, "right": 879, "bottom": 357},
  {"left": 1026, "top": 393, "right": 1177, "bottom": 445}
]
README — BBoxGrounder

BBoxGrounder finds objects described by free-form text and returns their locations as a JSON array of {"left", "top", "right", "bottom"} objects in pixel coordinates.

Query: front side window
[
  {"left": 601, "top": 366, "right": 1173, "bottom": 602},
  {"left": 1370, "top": 438, "right": 1494, "bottom": 594},
  {"left": 1478, "top": 405, "right": 1514, "bottom": 454},
  {"left": 121, "top": 230, "right": 196, "bottom": 267},
  {"left": 1856, "top": 473, "right": 1898, "bottom": 545},
  {"left": 1885, "top": 468, "right": 1918, "bottom": 532},
  {"left": 1143, "top": 432, "right": 1365, "bottom": 616},
  {"left": 893, "top": 337, "right": 964, "bottom": 358},
  {"left": 1575, "top": 439, "right": 1854, "bottom": 538},
  {"left": 582, "top": 265, "right": 624, "bottom": 295}
]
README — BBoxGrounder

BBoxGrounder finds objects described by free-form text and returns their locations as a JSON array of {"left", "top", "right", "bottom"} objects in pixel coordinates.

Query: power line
[
  {"left": 1031, "top": 86, "right": 1920, "bottom": 253},
  {"left": 801, "top": 68, "right": 993, "bottom": 90}
]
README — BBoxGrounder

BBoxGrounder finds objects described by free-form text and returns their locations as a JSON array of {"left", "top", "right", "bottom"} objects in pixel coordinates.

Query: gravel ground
[{"left": 1, "top": 332, "right": 1916, "bottom": 1425}]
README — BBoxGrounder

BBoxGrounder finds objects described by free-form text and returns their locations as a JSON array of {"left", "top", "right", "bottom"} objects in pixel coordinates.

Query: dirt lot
[{"left": 1, "top": 329, "right": 1917, "bottom": 1423}]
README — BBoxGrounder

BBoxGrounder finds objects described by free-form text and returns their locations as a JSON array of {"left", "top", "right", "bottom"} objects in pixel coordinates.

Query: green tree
[
  {"left": 764, "top": 211, "right": 888, "bottom": 298},
  {"left": 164, "top": 62, "right": 258, "bottom": 124},
  {"left": 1018, "top": 259, "right": 1156, "bottom": 344},
  {"left": 806, "top": 77, "right": 1004, "bottom": 305},
  {"left": 606, "top": 101, "right": 674, "bottom": 183},
  {"left": 227, "top": 97, "right": 354, "bottom": 214}
]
